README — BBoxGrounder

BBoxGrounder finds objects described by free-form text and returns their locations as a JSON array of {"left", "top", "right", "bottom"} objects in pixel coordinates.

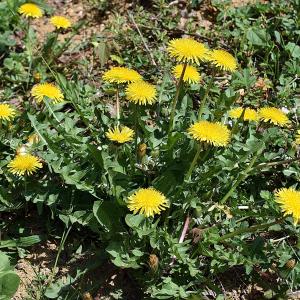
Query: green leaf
[
  {"left": 246, "top": 28, "right": 269, "bottom": 46},
  {"left": 87, "top": 144, "right": 104, "bottom": 168},
  {"left": 110, "top": 54, "right": 124, "bottom": 65},
  {"left": 0, "top": 235, "right": 42, "bottom": 249},
  {"left": 125, "top": 214, "right": 144, "bottom": 228},
  {"left": 0, "top": 252, "right": 20, "bottom": 299},
  {"left": 286, "top": 42, "right": 300, "bottom": 58},
  {"left": 0, "top": 272, "right": 20, "bottom": 299},
  {"left": 106, "top": 241, "right": 140, "bottom": 269},
  {"left": 95, "top": 41, "right": 110, "bottom": 67},
  {"left": 93, "top": 200, "right": 124, "bottom": 232},
  {"left": 0, "top": 253, "right": 10, "bottom": 271}
]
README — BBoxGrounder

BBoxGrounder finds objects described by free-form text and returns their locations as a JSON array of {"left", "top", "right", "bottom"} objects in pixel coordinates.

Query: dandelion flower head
[
  {"left": 188, "top": 120, "right": 230, "bottom": 147},
  {"left": 127, "top": 187, "right": 169, "bottom": 217},
  {"left": 0, "top": 104, "right": 16, "bottom": 121},
  {"left": 106, "top": 126, "right": 134, "bottom": 144},
  {"left": 168, "top": 38, "right": 209, "bottom": 65},
  {"left": 229, "top": 107, "right": 258, "bottom": 122},
  {"left": 8, "top": 154, "right": 42, "bottom": 176},
  {"left": 173, "top": 64, "right": 201, "bottom": 84},
  {"left": 31, "top": 83, "right": 64, "bottom": 104},
  {"left": 259, "top": 107, "right": 290, "bottom": 127},
  {"left": 103, "top": 67, "right": 142, "bottom": 84},
  {"left": 50, "top": 16, "right": 72, "bottom": 29},
  {"left": 275, "top": 187, "right": 300, "bottom": 225},
  {"left": 126, "top": 81, "right": 157, "bottom": 105},
  {"left": 18, "top": 3, "right": 43, "bottom": 18},
  {"left": 208, "top": 49, "right": 237, "bottom": 72}
]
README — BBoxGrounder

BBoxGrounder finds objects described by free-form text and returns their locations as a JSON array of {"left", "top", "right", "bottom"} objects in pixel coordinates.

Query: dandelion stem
[
  {"left": 168, "top": 61, "right": 187, "bottom": 135},
  {"left": 217, "top": 218, "right": 284, "bottom": 242},
  {"left": 179, "top": 215, "right": 190, "bottom": 243},
  {"left": 169, "top": 214, "right": 190, "bottom": 267},
  {"left": 220, "top": 147, "right": 263, "bottom": 204},
  {"left": 134, "top": 104, "right": 139, "bottom": 160},
  {"left": 116, "top": 84, "right": 120, "bottom": 125},
  {"left": 26, "top": 19, "right": 33, "bottom": 89},
  {"left": 48, "top": 225, "right": 72, "bottom": 286},
  {"left": 256, "top": 156, "right": 300, "bottom": 169},
  {"left": 197, "top": 71, "right": 215, "bottom": 120},
  {"left": 185, "top": 143, "right": 201, "bottom": 181}
]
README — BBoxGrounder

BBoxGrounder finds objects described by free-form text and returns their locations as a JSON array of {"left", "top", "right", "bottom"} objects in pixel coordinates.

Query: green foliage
[
  {"left": 0, "top": 0, "right": 300, "bottom": 299},
  {"left": 0, "top": 252, "right": 20, "bottom": 300}
]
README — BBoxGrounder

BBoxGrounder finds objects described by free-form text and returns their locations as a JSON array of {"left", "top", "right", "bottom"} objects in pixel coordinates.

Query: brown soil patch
[{"left": 13, "top": 240, "right": 57, "bottom": 300}]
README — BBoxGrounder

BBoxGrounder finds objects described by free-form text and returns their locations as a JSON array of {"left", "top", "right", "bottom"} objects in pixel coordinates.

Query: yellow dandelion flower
[
  {"left": 103, "top": 67, "right": 142, "bottom": 84},
  {"left": 106, "top": 126, "right": 134, "bottom": 144},
  {"left": 173, "top": 64, "right": 201, "bottom": 84},
  {"left": 208, "top": 49, "right": 237, "bottom": 72},
  {"left": 8, "top": 154, "right": 42, "bottom": 176},
  {"left": 50, "top": 16, "right": 72, "bottom": 29},
  {"left": 188, "top": 120, "right": 230, "bottom": 147},
  {"left": 259, "top": 107, "right": 290, "bottom": 127},
  {"left": 126, "top": 81, "right": 157, "bottom": 105},
  {"left": 0, "top": 104, "right": 16, "bottom": 121},
  {"left": 127, "top": 187, "right": 169, "bottom": 217},
  {"left": 167, "top": 38, "right": 209, "bottom": 65},
  {"left": 295, "top": 130, "right": 300, "bottom": 145},
  {"left": 18, "top": 3, "right": 43, "bottom": 18},
  {"left": 31, "top": 83, "right": 64, "bottom": 104},
  {"left": 275, "top": 187, "right": 300, "bottom": 225},
  {"left": 229, "top": 107, "right": 258, "bottom": 122}
]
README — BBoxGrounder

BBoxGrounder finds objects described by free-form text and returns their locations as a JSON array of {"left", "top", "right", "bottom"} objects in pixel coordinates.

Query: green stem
[
  {"left": 26, "top": 19, "right": 33, "bottom": 89},
  {"left": 218, "top": 218, "right": 284, "bottom": 242},
  {"left": 47, "top": 32, "right": 59, "bottom": 65},
  {"left": 168, "top": 61, "right": 187, "bottom": 135},
  {"left": 185, "top": 143, "right": 201, "bottom": 181},
  {"left": 24, "top": 177, "right": 27, "bottom": 196},
  {"left": 50, "top": 24, "right": 81, "bottom": 63},
  {"left": 48, "top": 225, "right": 72, "bottom": 285},
  {"left": 134, "top": 104, "right": 139, "bottom": 160},
  {"left": 191, "top": 217, "right": 283, "bottom": 258},
  {"left": 200, "top": 145, "right": 211, "bottom": 162},
  {"left": 256, "top": 156, "right": 300, "bottom": 169},
  {"left": 116, "top": 84, "right": 120, "bottom": 125},
  {"left": 44, "top": 99, "right": 61, "bottom": 124},
  {"left": 220, "top": 147, "right": 263, "bottom": 204},
  {"left": 197, "top": 72, "right": 215, "bottom": 120}
]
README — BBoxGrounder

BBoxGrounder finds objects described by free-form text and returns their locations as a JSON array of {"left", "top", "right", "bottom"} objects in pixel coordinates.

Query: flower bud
[
  {"left": 285, "top": 259, "right": 296, "bottom": 269},
  {"left": 82, "top": 292, "right": 93, "bottom": 300},
  {"left": 138, "top": 143, "right": 147, "bottom": 159},
  {"left": 33, "top": 72, "right": 41, "bottom": 82},
  {"left": 148, "top": 254, "right": 159, "bottom": 271}
]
